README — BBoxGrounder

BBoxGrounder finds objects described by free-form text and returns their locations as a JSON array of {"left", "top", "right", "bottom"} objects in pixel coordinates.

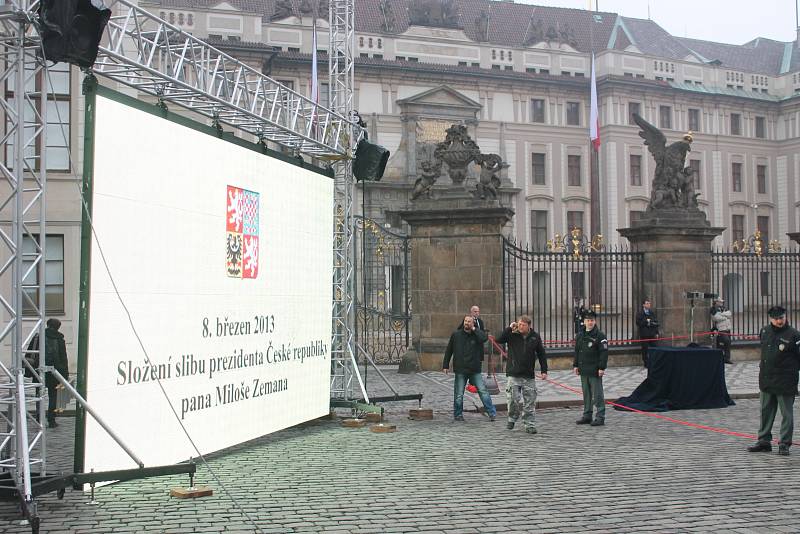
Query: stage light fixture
[
  {"left": 39, "top": 0, "right": 111, "bottom": 69},
  {"left": 353, "top": 138, "right": 390, "bottom": 182}
]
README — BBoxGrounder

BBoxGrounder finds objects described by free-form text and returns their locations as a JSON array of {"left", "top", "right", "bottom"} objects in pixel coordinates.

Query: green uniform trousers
[
  {"left": 757, "top": 391, "right": 795, "bottom": 446},
  {"left": 580, "top": 375, "right": 605, "bottom": 421}
]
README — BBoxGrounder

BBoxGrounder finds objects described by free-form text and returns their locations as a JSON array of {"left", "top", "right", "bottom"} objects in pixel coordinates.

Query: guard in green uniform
[
  {"left": 573, "top": 309, "right": 608, "bottom": 426},
  {"left": 747, "top": 305, "right": 800, "bottom": 456}
]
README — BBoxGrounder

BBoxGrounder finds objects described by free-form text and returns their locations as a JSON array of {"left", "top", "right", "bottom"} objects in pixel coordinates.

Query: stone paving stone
[{"left": 0, "top": 363, "right": 791, "bottom": 533}]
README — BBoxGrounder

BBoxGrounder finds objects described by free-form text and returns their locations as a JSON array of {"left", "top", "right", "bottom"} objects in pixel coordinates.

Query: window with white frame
[
  {"left": 4, "top": 62, "right": 71, "bottom": 171},
  {"left": 22, "top": 234, "right": 64, "bottom": 315},
  {"left": 530, "top": 210, "right": 548, "bottom": 251},
  {"left": 630, "top": 154, "right": 642, "bottom": 186},
  {"left": 531, "top": 152, "right": 546, "bottom": 185}
]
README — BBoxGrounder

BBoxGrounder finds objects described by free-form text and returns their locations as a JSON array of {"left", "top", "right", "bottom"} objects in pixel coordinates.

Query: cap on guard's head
[{"left": 768, "top": 305, "right": 787, "bottom": 319}]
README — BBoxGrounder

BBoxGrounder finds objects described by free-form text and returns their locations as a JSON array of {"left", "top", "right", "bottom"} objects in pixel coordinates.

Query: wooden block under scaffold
[
  {"left": 341, "top": 418, "right": 367, "bottom": 428},
  {"left": 369, "top": 423, "right": 397, "bottom": 433},
  {"left": 170, "top": 486, "right": 213, "bottom": 499},
  {"left": 364, "top": 412, "right": 382, "bottom": 423},
  {"left": 409, "top": 408, "right": 433, "bottom": 420}
]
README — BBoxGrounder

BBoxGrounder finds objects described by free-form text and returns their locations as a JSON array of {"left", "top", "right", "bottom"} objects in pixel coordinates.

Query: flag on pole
[
  {"left": 310, "top": 17, "right": 319, "bottom": 107},
  {"left": 589, "top": 53, "right": 600, "bottom": 151}
]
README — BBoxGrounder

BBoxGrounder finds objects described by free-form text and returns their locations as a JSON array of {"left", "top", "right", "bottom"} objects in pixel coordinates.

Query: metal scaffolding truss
[
  {"left": 97, "top": 0, "right": 359, "bottom": 158},
  {"left": 328, "top": 0, "right": 363, "bottom": 402},
  {"left": 0, "top": 0, "right": 48, "bottom": 514}
]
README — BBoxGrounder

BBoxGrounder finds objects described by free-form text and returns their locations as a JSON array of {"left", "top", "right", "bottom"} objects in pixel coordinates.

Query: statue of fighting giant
[{"left": 632, "top": 113, "right": 699, "bottom": 211}]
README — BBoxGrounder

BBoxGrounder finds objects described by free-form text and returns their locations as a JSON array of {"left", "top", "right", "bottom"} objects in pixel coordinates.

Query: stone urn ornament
[{"left": 433, "top": 124, "right": 481, "bottom": 185}]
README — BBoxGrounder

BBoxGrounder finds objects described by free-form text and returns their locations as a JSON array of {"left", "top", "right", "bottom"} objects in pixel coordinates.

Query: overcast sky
[{"left": 515, "top": 0, "right": 799, "bottom": 45}]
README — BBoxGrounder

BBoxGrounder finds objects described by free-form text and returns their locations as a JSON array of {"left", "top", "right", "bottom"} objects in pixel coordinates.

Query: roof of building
[
  {"left": 619, "top": 17, "right": 697, "bottom": 61},
  {"left": 677, "top": 37, "right": 790, "bottom": 76},
  {"left": 154, "top": 0, "right": 800, "bottom": 76}
]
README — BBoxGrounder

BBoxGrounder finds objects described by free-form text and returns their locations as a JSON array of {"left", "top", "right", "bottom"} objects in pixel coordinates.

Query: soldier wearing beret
[
  {"left": 747, "top": 306, "right": 800, "bottom": 456},
  {"left": 573, "top": 309, "right": 609, "bottom": 426}
]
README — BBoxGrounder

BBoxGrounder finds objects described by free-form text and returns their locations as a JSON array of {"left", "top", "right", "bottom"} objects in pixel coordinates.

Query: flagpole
[
  {"left": 310, "top": 16, "right": 319, "bottom": 139},
  {"left": 589, "top": 53, "right": 601, "bottom": 241},
  {"left": 589, "top": 53, "right": 602, "bottom": 309}
]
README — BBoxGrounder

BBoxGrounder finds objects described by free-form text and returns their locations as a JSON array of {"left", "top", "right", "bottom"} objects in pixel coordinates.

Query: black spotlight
[
  {"left": 353, "top": 138, "right": 390, "bottom": 182},
  {"left": 39, "top": 0, "right": 111, "bottom": 69}
]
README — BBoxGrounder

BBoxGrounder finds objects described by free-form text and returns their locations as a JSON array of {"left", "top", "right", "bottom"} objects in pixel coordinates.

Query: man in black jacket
[
  {"left": 635, "top": 298, "right": 659, "bottom": 367},
  {"left": 44, "top": 318, "right": 69, "bottom": 428},
  {"left": 443, "top": 315, "right": 496, "bottom": 422},
  {"left": 27, "top": 319, "right": 70, "bottom": 428},
  {"left": 747, "top": 306, "right": 800, "bottom": 456},
  {"left": 573, "top": 309, "right": 609, "bottom": 426},
  {"left": 495, "top": 315, "right": 547, "bottom": 434}
]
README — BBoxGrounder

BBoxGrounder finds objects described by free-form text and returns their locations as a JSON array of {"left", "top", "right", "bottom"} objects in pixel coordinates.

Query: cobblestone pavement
[{"left": 2, "top": 362, "right": 797, "bottom": 534}]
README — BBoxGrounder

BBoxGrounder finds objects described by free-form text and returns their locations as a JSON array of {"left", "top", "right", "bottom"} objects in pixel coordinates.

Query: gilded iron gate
[
  {"left": 354, "top": 216, "right": 411, "bottom": 364},
  {"left": 711, "top": 246, "right": 800, "bottom": 341},
  {"left": 502, "top": 236, "right": 643, "bottom": 349}
]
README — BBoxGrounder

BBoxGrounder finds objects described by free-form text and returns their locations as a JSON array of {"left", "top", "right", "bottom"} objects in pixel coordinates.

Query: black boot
[{"left": 747, "top": 441, "right": 772, "bottom": 452}]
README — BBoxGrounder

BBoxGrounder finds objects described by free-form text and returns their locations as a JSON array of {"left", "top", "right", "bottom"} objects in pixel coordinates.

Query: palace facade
[{"left": 9, "top": 0, "right": 800, "bottom": 349}]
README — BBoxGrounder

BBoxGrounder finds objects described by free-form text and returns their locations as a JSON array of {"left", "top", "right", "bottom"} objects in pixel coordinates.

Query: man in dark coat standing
[
  {"left": 443, "top": 315, "right": 496, "bottom": 422},
  {"left": 747, "top": 306, "right": 800, "bottom": 456},
  {"left": 635, "top": 298, "right": 659, "bottom": 367},
  {"left": 573, "top": 309, "right": 608, "bottom": 426},
  {"left": 24, "top": 318, "right": 69, "bottom": 428}
]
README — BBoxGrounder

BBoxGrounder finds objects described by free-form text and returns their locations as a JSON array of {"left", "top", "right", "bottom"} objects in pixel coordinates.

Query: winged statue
[{"left": 632, "top": 112, "right": 699, "bottom": 210}]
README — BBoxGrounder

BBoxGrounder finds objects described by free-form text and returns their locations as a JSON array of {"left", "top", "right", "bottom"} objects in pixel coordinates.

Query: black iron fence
[
  {"left": 710, "top": 248, "right": 800, "bottom": 342},
  {"left": 502, "top": 237, "right": 643, "bottom": 349},
  {"left": 354, "top": 216, "right": 411, "bottom": 364}
]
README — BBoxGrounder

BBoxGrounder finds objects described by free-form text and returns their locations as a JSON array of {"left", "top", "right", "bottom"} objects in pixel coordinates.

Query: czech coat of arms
[{"left": 226, "top": 185, "right": 259, "bottom": 279}]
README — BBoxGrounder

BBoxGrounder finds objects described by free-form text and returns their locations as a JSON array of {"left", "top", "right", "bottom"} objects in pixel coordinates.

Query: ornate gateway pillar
[
  {"left": 399, "top": 125, "right": 513, "bottom": 371},
  {"left": 619, "top": 115, "right": 723, "bottom": 343}
]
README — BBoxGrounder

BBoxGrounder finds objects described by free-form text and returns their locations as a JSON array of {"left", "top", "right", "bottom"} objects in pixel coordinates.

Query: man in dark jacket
[
  {"left": 573, "top": 309, "right": 608, "bottom": 426},
  {"left": 635, "top": 298, "right": 659, "bottom": 367},
  {"left": 495, "top": 315, "right": 547, "bottom": 434},
  {"left": 27, "top": 319, "right": 70, "bottom": 428},
  {"left": 573, "top": 298, "right": 587, "bottom": 338},
  {"left": 44, "top": 318, "right": 69, "bottom": 427},
  {"left": 443, "top": 315, "right": 496, "bottom": 422},
  {"left": 747, "top": 306, "right": 800, "bottom": 456}
]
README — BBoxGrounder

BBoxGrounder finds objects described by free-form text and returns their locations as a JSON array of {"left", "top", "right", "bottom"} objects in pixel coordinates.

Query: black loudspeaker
[
  {"left": 353, "top": 138, "right": 390, "bottom": 182},
  {"left": 39, "top": 0, "right": 111, "bottom": 68}
]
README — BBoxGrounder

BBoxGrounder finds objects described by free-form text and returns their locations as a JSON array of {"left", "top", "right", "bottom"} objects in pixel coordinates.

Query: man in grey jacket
[{"left": 710, "top": 298, "right": 732, "bottom": 364}]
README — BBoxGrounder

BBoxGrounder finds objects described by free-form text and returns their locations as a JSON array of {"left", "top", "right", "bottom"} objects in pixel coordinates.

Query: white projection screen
[{"left": 80, "top": 90, "right": 333, "bottom": 473}]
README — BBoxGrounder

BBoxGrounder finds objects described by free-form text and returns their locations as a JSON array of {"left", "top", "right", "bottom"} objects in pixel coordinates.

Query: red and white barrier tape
[
  {"left": 491, "top": 331, "right": 760, "bottom": 347},
  {"left": 487, "top": 336, "right": 794, "bottom": 446}
]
